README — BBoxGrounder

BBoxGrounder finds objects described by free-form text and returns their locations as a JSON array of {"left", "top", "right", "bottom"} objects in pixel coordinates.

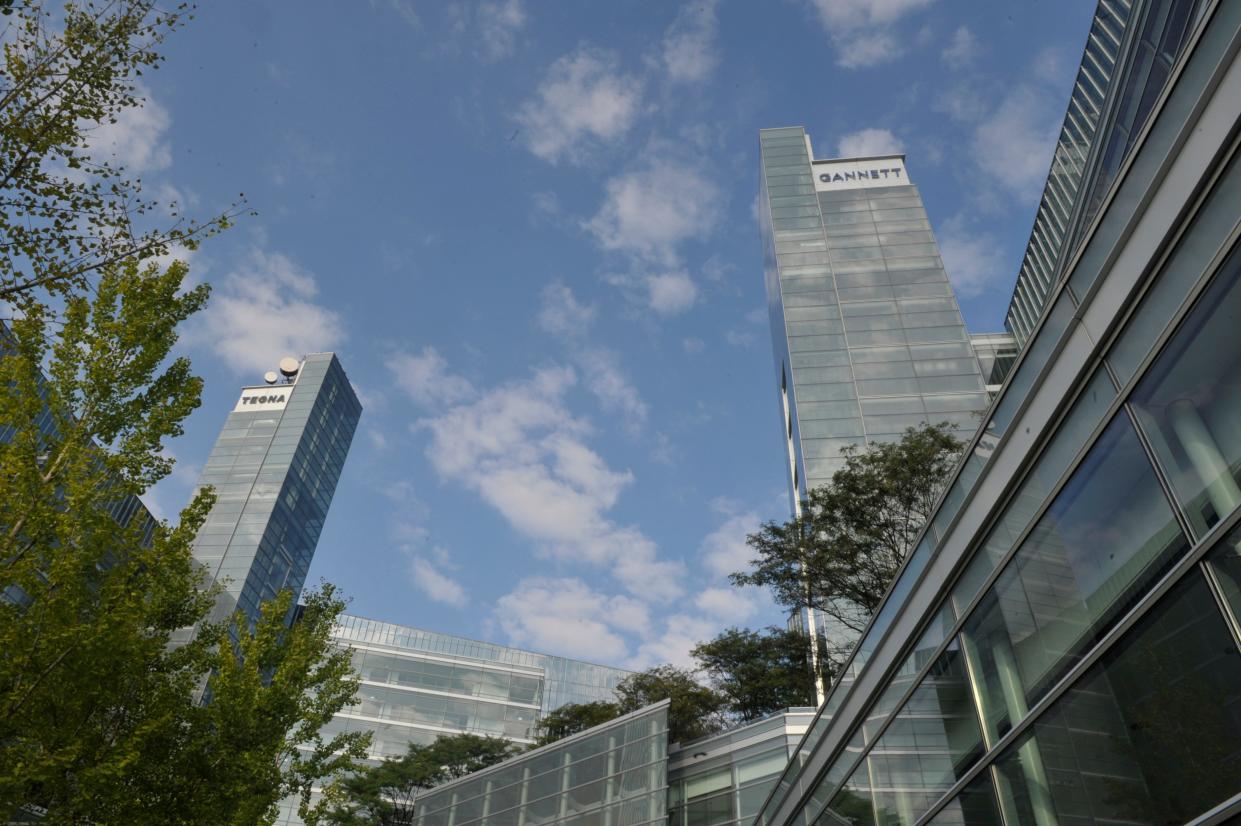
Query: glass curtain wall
[
  {"left": 411, "top": 703, "right": 668, "bottom": 826},
  {"left": 800, "top": 177, "right": 1241, "bottom": 826}
]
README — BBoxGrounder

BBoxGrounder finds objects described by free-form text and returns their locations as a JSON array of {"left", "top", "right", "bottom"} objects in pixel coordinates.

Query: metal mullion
[
  {"left": 1124, "top": 399, "right": 1199, "bottom": 543},
  {"left": 1188, "top": 788, "right": 1241, "bottom": 825},
  {"left": 914, "top": 502, "right": 1241, "bottom": 826},
  {"left": 1200, "top": 561, "right": 1241, "bottom": 655}
]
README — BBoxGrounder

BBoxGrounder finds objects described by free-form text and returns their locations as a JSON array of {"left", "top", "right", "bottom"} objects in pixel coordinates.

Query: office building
[
  {"left": 667, "top": 708, "right": 814, "bottom": 826},
  {"left": 757, "top": 138, "right": 991, "bottom": 505},
  {"left": 321, "top": 615, "right": 632, "bottom": 759},
  {"left": 752, "top": 1, "right": 1241, "bottom": 824},
  {"left": 408, "top": 702, "right": 669, "bottom": 826},
  {"left": 385, "top": 704, "right": 813, "bottom": 826},
  {"left": 275, "top": 616, "right": 632, "bottom": 825},
  {"left": 190, "top": 352, "right": 360, "bottom": 623},
  {"left": 969, "top": 332, "right": 1019, "bottom": 398}
]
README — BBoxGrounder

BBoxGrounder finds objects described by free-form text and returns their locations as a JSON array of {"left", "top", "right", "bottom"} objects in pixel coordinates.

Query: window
[
  {"left": 1129, "top": 245, "right": 1241, "bottom": 536},
  {"left": 958, "top": 414, "right": 1187, "bottom": 745},
  {"left": 991, "top": 566, "right": 1241, "bottom": 824}
]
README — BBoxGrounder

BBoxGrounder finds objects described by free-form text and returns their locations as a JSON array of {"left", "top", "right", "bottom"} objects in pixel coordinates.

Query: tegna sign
[
  {"left": 233, "top": 386, "right": 291, "bottom": 412},
  {"left": 812, "top": 157, "right": 909, "bottom": 193},
  {"left": 239, "top": 392, "right": 286, "bottom": 406}
]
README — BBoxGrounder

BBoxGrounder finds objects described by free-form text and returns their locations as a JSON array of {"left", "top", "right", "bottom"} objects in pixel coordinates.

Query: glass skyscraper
[
  {"left": 190, "top": 352, "right": 361, "bottom": 623},
  {"left": 757, "top": 137, "right": 991, "bottom": 506},
  {"left": 752, "top": 1, "right": 1241, "bottom": 824}
]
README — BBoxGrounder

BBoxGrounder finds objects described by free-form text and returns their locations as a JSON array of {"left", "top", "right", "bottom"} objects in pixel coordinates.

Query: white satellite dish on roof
[
  {"left": 278, "top": 356, "right": 301, "bottom": 379},
  {"left": 263, "top": 371, "right": 279, "bottom": 385}
]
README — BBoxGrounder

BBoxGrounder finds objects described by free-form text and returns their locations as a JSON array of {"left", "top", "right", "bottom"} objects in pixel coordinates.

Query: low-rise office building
[
  {"left": 392, "top": 705, "right": 814, "bottom": 826},
  {"left": 667, "top": 709, "right": 815, "bottom": 826},
  {"left": 752, "top": 1, "right": 1241, "bottom": 824},
  {"left": 323, "top": 615, "right": 632, "bottom": 758},
  {"left": 410, "top": 702, "right": 670, "bottom": 826},
  {"left": 275, "top": 616, "right": 631, "bottom": 824}
]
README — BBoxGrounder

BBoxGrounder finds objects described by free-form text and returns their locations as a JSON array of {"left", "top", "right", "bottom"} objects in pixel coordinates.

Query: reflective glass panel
[
  {"left": 1128, "top": 245, "right": 1241, "bottom": 536},
  {"left": 991, "top": 568, "right": 1241, "bottom": 825},
  {"left": 855, "top": 641, "right": 985, "bottom": 825},
  {"left": 958, "top": 414, "right": 1187, "bottom": 745},
  {"left": 925, "top": 772, "right": 1003, "bottom": 826}
]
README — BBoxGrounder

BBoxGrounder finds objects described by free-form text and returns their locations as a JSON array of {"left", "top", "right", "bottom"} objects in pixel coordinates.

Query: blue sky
[{"left": 136, "top": 0, "right": 1096, "bottom": 669}]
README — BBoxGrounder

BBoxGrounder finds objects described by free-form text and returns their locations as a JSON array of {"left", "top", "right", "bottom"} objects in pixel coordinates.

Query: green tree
[
  {"left": 323, "top": 734, "right": 520, "bottom": 826},
  {"left": 0, "top": 0, "right": 240, "bottom": 306},
  {"left": 691, "top": 627, "right": 827, "bottom": 721},
  {"left": 0, "top": 261, "right": 368, "bottom": 824},
  {"left": 0, "top": 259, "right": 214, "bottom": 821},
  {"left": 532, "top": 700, "right": 622, "bottom": 747},
  {"left": 127, "top": 585, "right": 372, "bottom": 826},
  {"left": 615, "top": 665, "right": 727, "bottom": 744},
  {"left": 732, "top": 423, "right": 962, "bottom": 669}
]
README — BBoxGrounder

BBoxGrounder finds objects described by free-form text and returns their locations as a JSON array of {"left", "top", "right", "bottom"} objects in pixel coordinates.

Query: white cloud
[
  {"left": 700, "top": 510, "right": 760, "bottom": 577},
  {"left": 971, "top": 85, "right": 1060, "bottom": 199},
  {"left": 806, "top": 0, "right": 935, "bottom": 68},
  {"left": 190, "top": 249, "right": 345, "bottom": 376},
  {"left": 661, "top": 0, "right": 720, "bottom": 84},
  {"left": 495, "top": 577, "right": 649, "bottom": 661},
  {"left": 809, "top": 0, "right": 935, "bottom": 26},
  {"left": 392, "top": 346, "right": 477, "bottom": 409},
  {"left": 417, "top": 366, "right": 683, "bottom": 601},
  {"left": 683, "top": 337, "right": 705, "bottom": 354},
  {"left": 646, "top": 271, "right": 698, "bottom": 315},
  {"left": 375, "top": 0, "right": 420, "bottom": 29},
  {"left": 695, "top": 587, "right": 756, "bottom": 621},
  {"left": 410, "top": 554, "right": 468, "bottom": 607},
  {"left": 836, "top": 127, "right": 905, "bottom": 159},
  {"left": 516, "top": 47, "right": 643, "bottom": 164},
  {"left": 628, "top": 613, "right": 720, "bottom": 670},
  {"left": 932, "top": 83, "right": 988, "bottom": 123},
  {"left": 478, "top": 0, "right": 526, "bottom": 61},
  {"left": 937, "top": 218, "right": 1007, "bottom": 297},
  {"left": 835, "top": 32, "right": 901, "bottom": 69},
  {"left": 941, "top": 25, "right": 979, "bottom": 68},
  {"left": 84, "top": 84, "right": 172, "bottom": 174},
  {"left": 577, "top": 348, "right": 649, "bottom": 434},
  {"left": 586, "top": 160, "right": 721, "bottom": 264},
  {"left": 538, "top": 281, "right": 597, "bottom": 339},
  {"left": 537, "top": 282, "right": 647, "bottom": 433}
]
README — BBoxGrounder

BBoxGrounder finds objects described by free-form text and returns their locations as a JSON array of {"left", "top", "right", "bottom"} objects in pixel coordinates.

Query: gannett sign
[
  {"left": 812, "top": 157, "right": 909, "bottom": 193},
  {"left": 233, "top": 387, "right": 291, "bottom": 412},
  {"left": 819, "top": 167, "right": 902, "bottom": 184}
]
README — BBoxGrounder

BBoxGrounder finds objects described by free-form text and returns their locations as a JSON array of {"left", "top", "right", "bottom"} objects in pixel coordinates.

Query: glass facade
[
  {"left": 667, "top": 709, "right": 814, "bottom": 826},
  {"left": 968, "top": 333, "right": 1018, "bottom": 397},
  {"left": 409, "top": 702, "right": 668, "bottom": 826},
  {"left": 759, "top": 131, "right": 989, "bottom": 500},
  {"left": 190, "top": 353, "right": 360, "bottom": 623},
  {"left": 1005, "top": 0, "right": 1205, "bottom": 342},
  {"left": 275, "top": 617, "right": 631, "bottom": 825},
  {"left": 325, "top": 615, "right": 631, "bottom": 758},
  {"left": 755, "top": 3, "right": 1241, "bottom": 825}
]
